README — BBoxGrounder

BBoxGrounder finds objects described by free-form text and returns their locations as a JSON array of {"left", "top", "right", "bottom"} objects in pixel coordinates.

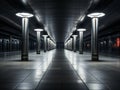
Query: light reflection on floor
[
  {"left": 0, "top": 50, "right": 120, "bottom": 89},
  {"left": 0, "top": 50, "right": 55, "bottom": 90},
  {"left": 65, "top": 50, "right": 120, "bottom": 90}
]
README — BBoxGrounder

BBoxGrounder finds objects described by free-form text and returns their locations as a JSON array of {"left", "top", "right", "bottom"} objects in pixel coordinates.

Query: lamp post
[
  {"left": 34, "top": 29, "right": 43, "bottom": 54},
  {"left": 43, "top": 35, "right": 48, "bottom": 52},
  {"left": 16, "top": 12, "right": 33, "bottom": 61},
  {"left": 77, "top": 28, "right": 86, "bottom": 54},
  {"left": 87, "top": 12, "right": 105, "bottom": 61},
  {"left": 72, "top": 35, "right": 77, "bottom": 52}
]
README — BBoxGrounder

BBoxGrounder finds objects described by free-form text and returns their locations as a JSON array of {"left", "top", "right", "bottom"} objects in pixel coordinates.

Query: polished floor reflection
[
  {"left": 0, "top": 50, "right": 120, "bottom": 90},
  {"left": 0, "top": 50, "right": 55, "bottom": 90},
  {"left": 65, "top": 50, "right": 120, "bottom": 90}
]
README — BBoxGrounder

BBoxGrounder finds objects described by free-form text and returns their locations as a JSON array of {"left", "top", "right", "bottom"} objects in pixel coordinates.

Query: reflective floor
[
  {"left": 0, "top": 50, "right": 120, "bottom": 90},
  {"left": 65, "top": 50, "right": 120, "bottom": 90},
  {"left": 0, "top": 50, "right": 55, "bottom": 90}
]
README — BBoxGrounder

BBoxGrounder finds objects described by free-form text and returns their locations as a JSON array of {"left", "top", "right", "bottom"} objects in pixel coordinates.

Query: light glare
[
  {"left": 16, "top": 12, "right": 34, "bottom": 18},
  {"left": 34, "top": 29, "right": 43, "bottom": 32},
  {"left": 77, "top": 28, "right": 86, "bottom": 32},
  {"left": 87, "top": 12, "right": 105, "bottom": 18}
]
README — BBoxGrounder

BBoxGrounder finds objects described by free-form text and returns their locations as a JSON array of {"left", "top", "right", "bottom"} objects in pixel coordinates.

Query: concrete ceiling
[{"left": 1, "top": 0, "right": 119, "bottom": 42}]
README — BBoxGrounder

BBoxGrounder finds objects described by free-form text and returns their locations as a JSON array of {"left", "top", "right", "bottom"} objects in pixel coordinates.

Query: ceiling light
[
  {"left": 77, "top": 28, "right": 86, "bottom": 32},
  {"left": 16, "top": 12, "right": 34, "bottom": 18},
  {"left": 34, "top": 29, "right": 43, "bottom": 32},
  {"left": 87, "top": 12, "right": 105, "bottom": 18}
]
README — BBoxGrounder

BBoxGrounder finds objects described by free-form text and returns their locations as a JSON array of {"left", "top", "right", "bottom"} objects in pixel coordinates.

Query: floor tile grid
[
  {"left": 65, "top": 50, "right": 112, "bottom": 90},
  {"left": 13, "top": 70, "right": 34, "bottom": 89},
  {"left": 66, "top": 55, "right": 90, "bottom": 90},
  {"left": 35, "top": 53, "right": 55, "bottom": 90}
]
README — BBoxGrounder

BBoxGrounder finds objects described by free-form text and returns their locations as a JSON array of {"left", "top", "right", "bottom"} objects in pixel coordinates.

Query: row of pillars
[
  {"left": 43, "top": 35, "right": 56, "bottom": 52},
  {"left": 16, "top": 12, "right": 56, "bottom": 61},
  {"left": 65, "top": 32, "right": 84, "bottom": 54},
  {"left": 65, "top": 12, "right": 105, "bottom": 61},
  {"left": 36, "top": 34, "right": 56, "bottom": 54}
]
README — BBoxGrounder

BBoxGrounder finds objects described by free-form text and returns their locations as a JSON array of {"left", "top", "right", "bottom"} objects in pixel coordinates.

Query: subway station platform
[
  {"left": 0, "top": 50, "right": 120, "bottom": 90},
  {"left": 0, "top": 0, "right": 120, "bottom": 90}
]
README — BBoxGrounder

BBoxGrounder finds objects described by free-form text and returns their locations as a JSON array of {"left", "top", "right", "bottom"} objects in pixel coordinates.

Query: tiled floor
[
  {"left": 65, "top": 50, "right": 120, "bottom": 90},
  {"left": 0, "top": 50, "right": 55, "bottom": 90},
  {"left": 36, "top": 50, "right": 88, "bottom": 90},
  {"left": 0, "top": 50, "right": 120, "bottom": 90}
]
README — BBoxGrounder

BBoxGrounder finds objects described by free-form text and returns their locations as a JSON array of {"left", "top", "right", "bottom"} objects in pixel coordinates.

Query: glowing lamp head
[
  {"left": 16, "top": 12, "right": 34, "bottom": 18},
  {"left": 87, "top": 12, "right": 105, "bottom": 18},
  {"left": 72, "top": 35, "right": 78, "bottom": 37},
  {"left": 34, "top": 29, "right": 43, "bottom": 32},
  {"left": 42, "top": 35, "right": 48, "bottom": 38},
  {"left": 77, "top": 28, "right": 86, "bottom": 32}
]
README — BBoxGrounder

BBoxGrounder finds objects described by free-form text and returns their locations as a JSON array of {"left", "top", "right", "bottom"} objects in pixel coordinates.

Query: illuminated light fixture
[
  {"left": 77, "top": 28, "right": 86, "bottom": 54},
  {"left": 16, "top": 12, "right": 33, "bottom": 18},
  {"left": 87, "top": 12, "right": 105, "bottom": 18},
  {"left": 77, "top": 28, "right": 86, "bottom": 32},
  {"left": 34, "top": 29, "right": 43, "bottom": 32},
  {"left": 87, "top": 12, "right": 105, "bottom": 61},
  {"left": 16, "top": 12, "right": 34, "bottom": 61},
  {"left": 34, "top": 29, "right": 43, "bottom": 54}
]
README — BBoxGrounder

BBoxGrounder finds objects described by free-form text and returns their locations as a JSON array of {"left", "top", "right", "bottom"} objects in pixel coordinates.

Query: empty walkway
[
  {"left": 36, "top": 50, "right": 88, "bottom": 90},
  {"left": 0, "top": 50, "right": 120, "bottom": 90}
]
